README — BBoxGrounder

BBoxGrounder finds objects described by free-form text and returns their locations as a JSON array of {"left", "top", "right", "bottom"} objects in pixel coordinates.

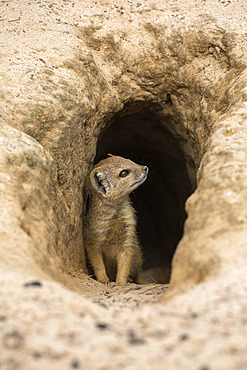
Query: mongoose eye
[{"left": 119, "top": 170, "right": 129, "bottom": 177}]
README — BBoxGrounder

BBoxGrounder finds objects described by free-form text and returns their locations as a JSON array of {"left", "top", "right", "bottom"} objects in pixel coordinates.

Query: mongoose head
[{"left": 89, "top": 155, "right": 148, "bottom": 202}]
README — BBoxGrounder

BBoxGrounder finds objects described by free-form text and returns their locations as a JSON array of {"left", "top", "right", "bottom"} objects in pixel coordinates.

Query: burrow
[
  {"left": 36, "top": 27, "right": 245, "bottom": 291},
  {"left": 92, "top": 101, "right": 196, "bottom": 284}
]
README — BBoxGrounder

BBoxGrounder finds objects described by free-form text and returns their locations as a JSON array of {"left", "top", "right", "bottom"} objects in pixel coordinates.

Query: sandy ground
[{"left": 1, "top": 266, "right": 247, "bottom": 370}]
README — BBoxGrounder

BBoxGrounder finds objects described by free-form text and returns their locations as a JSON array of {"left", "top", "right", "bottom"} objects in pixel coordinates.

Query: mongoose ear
[{"left": 90, "top": 170, "right": 107, "bottom": 196}]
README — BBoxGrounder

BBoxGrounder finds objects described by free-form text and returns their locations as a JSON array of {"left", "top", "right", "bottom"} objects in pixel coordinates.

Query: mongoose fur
[{"left": 84, "top": 155, "right": 148, "bottom": 286}]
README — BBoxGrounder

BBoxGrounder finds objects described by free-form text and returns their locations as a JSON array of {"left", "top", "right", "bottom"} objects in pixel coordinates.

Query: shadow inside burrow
[{"left": 87, "top": 102, "right": 195, "bottom": 284}]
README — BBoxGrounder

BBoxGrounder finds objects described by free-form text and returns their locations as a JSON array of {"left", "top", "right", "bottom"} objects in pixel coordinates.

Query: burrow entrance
[{"left": 93, "top": 102, "right": 196, "bottom": 284}]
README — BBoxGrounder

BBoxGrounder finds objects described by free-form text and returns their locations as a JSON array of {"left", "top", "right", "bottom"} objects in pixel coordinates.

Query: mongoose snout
[
  {"left": 131, "top": 165, "right": 148, "bottom": 188},
  {"left": 84, "top": 155, "right": 148, "bottom": 286}
]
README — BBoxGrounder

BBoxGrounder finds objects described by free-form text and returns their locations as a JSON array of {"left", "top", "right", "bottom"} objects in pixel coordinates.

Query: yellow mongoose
[{"left": 84, "top": 155, "right": 148, "bottom": 286}]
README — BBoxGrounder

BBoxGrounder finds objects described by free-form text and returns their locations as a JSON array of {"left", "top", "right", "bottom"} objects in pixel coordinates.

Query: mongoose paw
[
  {"left": 116, "top": 279, "right": 127, "bottom": 287},
  {"left": 97, "top": 275, "right": 110, "bottom": 284}
]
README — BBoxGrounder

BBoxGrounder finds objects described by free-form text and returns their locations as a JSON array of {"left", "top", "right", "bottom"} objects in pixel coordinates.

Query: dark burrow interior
[{"left": 94, "top": 104, "right": 195, "bottom": 284}]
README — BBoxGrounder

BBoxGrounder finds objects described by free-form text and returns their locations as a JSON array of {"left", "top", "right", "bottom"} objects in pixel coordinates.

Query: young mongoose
[{"left": 84, "top": 155, "right": 148, "bottom": 286}]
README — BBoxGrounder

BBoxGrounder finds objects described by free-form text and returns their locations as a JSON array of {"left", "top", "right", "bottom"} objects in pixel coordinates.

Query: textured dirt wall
[{"left": 169, "top": 70, "right": 247, "bottom": 296}]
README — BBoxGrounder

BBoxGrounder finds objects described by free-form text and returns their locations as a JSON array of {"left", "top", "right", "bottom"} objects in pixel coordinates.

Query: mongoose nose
[{"left": 143, "top": 166, "right": 148, "bottom": 172}]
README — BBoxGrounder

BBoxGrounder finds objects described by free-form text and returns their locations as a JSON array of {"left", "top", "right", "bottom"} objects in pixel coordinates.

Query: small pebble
[
  {"left": 96, "top": 323, "right": 109, "bottom": 330},
  {"left": 23, "top": 281, "right": 42, "bottom": 287},
  {"left": 180, "top": 333, "right": 189, "bottom": 341},
  {"left": 32, "top": 351, "right": 42, "bottom": 358},
  {"left": 191, "top": 312, "right": 198, "bottom": 319},
  {"left": 71, "top": 360, "right": 80, "bottom": 368}
]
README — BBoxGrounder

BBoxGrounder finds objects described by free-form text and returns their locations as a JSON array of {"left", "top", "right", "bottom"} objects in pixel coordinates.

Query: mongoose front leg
[
  {"left": 116, "top": 251, "right": 133, "bottom": 286},
  {"left": 89, "top": 250, "right": 110, "bottom": 284}
]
